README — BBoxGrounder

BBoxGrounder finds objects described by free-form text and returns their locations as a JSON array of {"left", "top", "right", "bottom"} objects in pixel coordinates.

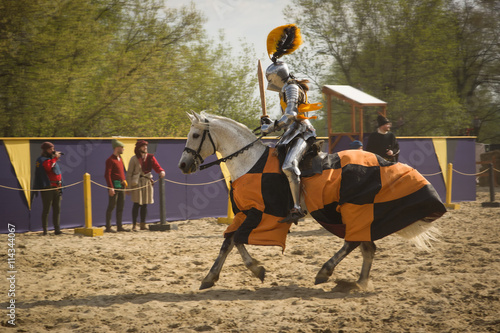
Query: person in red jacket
[
  {"left": 104, "top": 139, "right": 129, "bottom": 232},
  {"left": 34, "top": 142, "right": 63, "bottom": 235},
  {"left": 126, "top": 140, "right": 165, "bottom": 230}
]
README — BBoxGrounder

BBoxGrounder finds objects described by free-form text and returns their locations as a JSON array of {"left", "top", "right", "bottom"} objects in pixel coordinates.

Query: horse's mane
[{"left": 200, "top": 111, "right": 255, "bottom": 137}]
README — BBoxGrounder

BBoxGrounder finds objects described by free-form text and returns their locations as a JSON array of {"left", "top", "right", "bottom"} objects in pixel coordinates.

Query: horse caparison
[{"left": 178, "top": 111, "right": 446, "bottom": 290}]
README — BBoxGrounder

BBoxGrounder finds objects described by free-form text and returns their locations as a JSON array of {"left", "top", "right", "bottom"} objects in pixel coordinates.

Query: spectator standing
[
  {"left": 34, "top": 142, "right": 63, "bottom": 235},
  {"left": 366, "top": 115, "right": 400, "bottom": 162},
  {"left": 349, "top": 140, "right": 363, "bottom": 150},
  {"left": 126, "top": 140, "right": 165, "bottom": 230},
  {"left": 104, "top": 139, "right": 129, "bottom": 233}
]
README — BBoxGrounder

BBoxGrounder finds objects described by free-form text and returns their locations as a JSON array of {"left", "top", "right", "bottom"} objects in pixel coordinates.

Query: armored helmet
[
  {"left": 265, "top": 61, "right": 290, "bottom": 92},
  {"left": 265, "top": 24, "right": 302, "bottom": 92}
]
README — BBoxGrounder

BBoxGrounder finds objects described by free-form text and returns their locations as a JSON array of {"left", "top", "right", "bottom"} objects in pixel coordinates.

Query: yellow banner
[
  {"left": 118, "top": 138, "right": 138, "bottom": 171},
  {"left": 4, "top": 140, "right": 31, "bottom": 209},
  {"left": 432, "top": 138, "right": 447, "bottom": 186}
]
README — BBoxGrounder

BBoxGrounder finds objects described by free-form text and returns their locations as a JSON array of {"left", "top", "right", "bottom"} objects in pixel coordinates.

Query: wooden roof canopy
[{"left": 322, "top": 85, "right": 387, "bottom": 153}]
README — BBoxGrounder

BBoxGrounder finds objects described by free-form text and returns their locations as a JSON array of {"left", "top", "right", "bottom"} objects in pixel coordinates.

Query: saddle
[{"left": 276, "top": 139, "right": 325, "bottom": 177}]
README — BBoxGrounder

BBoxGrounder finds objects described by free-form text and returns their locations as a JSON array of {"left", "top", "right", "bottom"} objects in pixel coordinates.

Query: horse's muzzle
[{"left": 178, "top": 154, "right": 198, "bottom": 174}]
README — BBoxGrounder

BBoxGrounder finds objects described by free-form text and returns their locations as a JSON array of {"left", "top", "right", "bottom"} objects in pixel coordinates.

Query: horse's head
[{"left": 178, "top": 111, "right": 217, "bottom": 174}]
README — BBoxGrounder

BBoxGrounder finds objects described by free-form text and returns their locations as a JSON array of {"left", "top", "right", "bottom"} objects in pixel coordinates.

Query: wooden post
[
  {"left": 327, "top": 95, "right": 333, "bottom": 153},
  {"left": 159, "top": 177, "right": 166, "bottom": 224},
  {"left": 482, "top": 163, "right": 500, "bottom": 207},
  {"left": 359, "top": 106, "right": 364, "bottom": 142},
  {"left": 84, "top": 173, "right": 92, "bottom": 228},
  {"left": 149, "top": 177, "right": 178, "bottom": 231},
  {"left": 74, "top": 173, "right": 104, "bottom": 236},
  {"left": 351, "top": 104, "right": 356, "bottom": 133},
  {"left": 218, "top": 196, "right": 235, "bottom": 225}
]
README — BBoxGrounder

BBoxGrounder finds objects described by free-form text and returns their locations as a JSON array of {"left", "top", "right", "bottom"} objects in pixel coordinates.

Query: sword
[{"left": 257, "top": 59, "right": 267, "bottom": 117}]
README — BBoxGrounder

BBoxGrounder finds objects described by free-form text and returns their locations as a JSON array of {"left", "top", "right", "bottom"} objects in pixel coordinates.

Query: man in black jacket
[{"left": 366, "top": 115, "right": 400, "bottom": 162}]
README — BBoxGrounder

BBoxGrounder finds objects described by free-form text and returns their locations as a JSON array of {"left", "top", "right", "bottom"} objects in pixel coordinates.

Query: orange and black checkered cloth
[
  {"left": 224, "top": 148, "right": 446, "bottom": 248},
  {"left": 224, "top": 147, "right": 293, "bottom": 250},
  {"left": 303, "top": 150, "right": 446, "bottom": 241}
]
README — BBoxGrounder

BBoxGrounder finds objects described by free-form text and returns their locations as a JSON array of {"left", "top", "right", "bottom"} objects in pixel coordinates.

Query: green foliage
[
  {"left": 0, "top": 0, "right": 261, "bottom": 137},
  {"left": 285, "top": 0, "right": 500, "bottom": 140},
  {"left": 174, "top": 33, "right": 261, "bottom": 130}
]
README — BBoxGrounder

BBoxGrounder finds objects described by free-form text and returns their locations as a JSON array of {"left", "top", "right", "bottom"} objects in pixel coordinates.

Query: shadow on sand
[{"left": 15, "top": 282, "right": 376, "bottom": 310}]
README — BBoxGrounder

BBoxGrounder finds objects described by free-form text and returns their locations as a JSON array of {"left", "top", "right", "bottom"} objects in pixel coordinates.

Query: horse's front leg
[
  {"left": 235, "top": 243, "right": 266, "bottom": 282},
  {"left": 200, "top": 236, "right": 235, "bottom": 290},
  {"left": 315, "top": 241, "right": 360, "bottom": 285}
]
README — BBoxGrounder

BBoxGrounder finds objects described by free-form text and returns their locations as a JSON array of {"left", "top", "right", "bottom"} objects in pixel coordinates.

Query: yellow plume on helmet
[{"left": 267, "top": 24, "right": 303, "bottom": 62}]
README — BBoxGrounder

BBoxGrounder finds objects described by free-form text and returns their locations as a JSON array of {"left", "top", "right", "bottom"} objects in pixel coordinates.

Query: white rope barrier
[
  {"left": 453, "top": 168, "right": 490, "bottom": 177},
  {"left": 0, "top": 167, "right": 494, "bottom": 192},
  {"left": 0, "top": 181, "right": 83, "bottom": 192},
  {"left": 0, "top": 176, "right": 228, "bottom": 192},
  {"left": 421, "top": 167, "right": 493, "bottom": 177},
  {"left": 421, "top": 171, "right": 442, "bottom": 177},
  {"left": 90, "top": 179, "right": 159, "bottom": 192},
  {"left": 164, "top": 177, "right": 228, "bottom": 186},
  {"left": 90, "top": 176, "right": 228, "bottom": 191}
]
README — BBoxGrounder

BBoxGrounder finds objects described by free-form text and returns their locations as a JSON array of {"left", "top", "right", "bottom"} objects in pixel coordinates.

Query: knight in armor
[{"left": 260, "top": 24, "right": 322, "bottom": 224}]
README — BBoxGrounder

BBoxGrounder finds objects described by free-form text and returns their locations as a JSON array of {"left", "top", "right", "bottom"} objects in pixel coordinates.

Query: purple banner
[{"left": 0, "top": 136, "right": 476, "bottom": 234}]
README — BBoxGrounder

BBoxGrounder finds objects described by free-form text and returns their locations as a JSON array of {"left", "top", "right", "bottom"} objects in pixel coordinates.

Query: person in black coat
[{"left": 366, "top": 115, "right": 400, "bottom": 162}]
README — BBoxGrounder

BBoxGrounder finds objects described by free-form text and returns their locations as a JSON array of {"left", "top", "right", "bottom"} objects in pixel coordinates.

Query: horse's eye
[{"left": 193, "top": 133, "right": 200, "bottom": 139}]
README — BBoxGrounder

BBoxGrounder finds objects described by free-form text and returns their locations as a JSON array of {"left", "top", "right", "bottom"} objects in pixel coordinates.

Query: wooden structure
[{"left": 322, "top": 85, "right": 387, "bottom": 153}]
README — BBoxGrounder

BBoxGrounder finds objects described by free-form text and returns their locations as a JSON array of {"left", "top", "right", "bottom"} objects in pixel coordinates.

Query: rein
[
  {"left": 183, "top": 118, "right": 263, "bottom": 171},
  {"left": 199, "top": 135, "right": 263, "bottom": 170}
]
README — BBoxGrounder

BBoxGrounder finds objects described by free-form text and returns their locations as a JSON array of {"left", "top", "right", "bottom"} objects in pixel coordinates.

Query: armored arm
[
  {"left": 276, "top": 84, "right": 300, "bottom": 129},
  {"left": 260, "top": 116, "right": 278, "bottom": 135},
  {"left": 261, "top": 84, "right": 301, "bottom": 135},
  {"left": 261, "top": 83, "right": 302, "bottom": 135}
]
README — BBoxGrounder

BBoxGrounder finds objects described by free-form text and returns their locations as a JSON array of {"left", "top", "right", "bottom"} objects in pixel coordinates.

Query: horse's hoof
[
  {"left": 257, "top": 267, "right": 265, "bottom": 282},
  {"left": 314, "top": 275, "right": 329, "bottom": 285},
  {"left": 199, "top": 281, "right": 215, "bottom": 290},
  {"left": 356, "top": 279, "right": 372, "bottom": 291}
]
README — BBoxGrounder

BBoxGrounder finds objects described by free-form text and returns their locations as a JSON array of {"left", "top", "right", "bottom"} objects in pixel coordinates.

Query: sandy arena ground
[{"left": 1, "top": 187, "right": 499, "bottom": 332}]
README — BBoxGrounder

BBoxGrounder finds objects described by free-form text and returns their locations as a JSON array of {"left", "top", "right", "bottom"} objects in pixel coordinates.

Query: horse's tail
[{"left": 396, "top": 220, "right": 441, "bottom": 252}]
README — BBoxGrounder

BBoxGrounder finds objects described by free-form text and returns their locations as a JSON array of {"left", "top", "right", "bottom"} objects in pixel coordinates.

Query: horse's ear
[
  {"left": 193, "top": 111, "right": 203, "bottom": 122},
  {"left": 186, "top": 110, "right": 199, "bottom": 124}
]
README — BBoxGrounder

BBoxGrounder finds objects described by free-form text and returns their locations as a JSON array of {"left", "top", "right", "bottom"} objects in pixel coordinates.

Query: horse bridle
[
  {"left": 183, "top": 118, "right": 263, "bottom": 171},
  {"left": 183, "top": 119, "right": 216, "bottom": 166}
]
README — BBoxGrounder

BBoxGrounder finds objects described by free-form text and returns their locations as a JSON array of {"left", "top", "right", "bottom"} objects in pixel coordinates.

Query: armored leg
[{"left": 280, "top": 137, "right": 309, "bottom": 224}]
